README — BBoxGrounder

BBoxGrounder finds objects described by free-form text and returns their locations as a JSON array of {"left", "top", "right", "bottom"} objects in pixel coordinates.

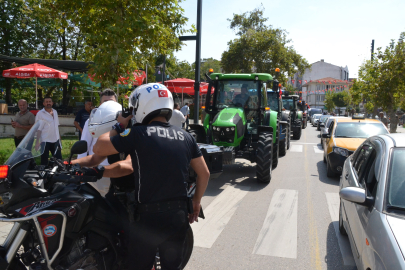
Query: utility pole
[
  {"left": 179, "top": 0, "right": 202, "bottom": 124},
  {"left": 371, "top": 39, "right": 375, "bottom": 61},
  {"left": 162, "top": 55, "right": 166, "bottom": 84}
]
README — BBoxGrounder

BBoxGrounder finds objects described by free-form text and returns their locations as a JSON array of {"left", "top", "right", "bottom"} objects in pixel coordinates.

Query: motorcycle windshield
[{"left": 5, "top": 120, "right": 49, "bottom": 167}]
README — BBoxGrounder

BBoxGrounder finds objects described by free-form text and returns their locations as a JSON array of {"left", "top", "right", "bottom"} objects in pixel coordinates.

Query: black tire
[
  {"left": 279, "top": 139, "right": 286, "bottom": 157},
  {"left": 326, "top": 159, "right": 336, "bottom": 177},
  {"left": 256, "top": 131, "right": 273, "bottom": 183},
  {"left": 323, "top": 153, "right": 326, "bottom": 163},
  {"left": 188, "top": 129, "right": 204, "bottom": 143},
  {"left": 286, "top": 125, "right": 291, "bottom": 150},
  {"left": 272, "top": 132, "right": 279, "bottom": 169},
  {"left": 302, "top": 119, "right": 307, "bottom": 129},
  {"left": 339, "top": 201, "right": 347, "bottom": 236},
  {"left": 292, "top": 125, "right": 302, "bottom": 140},
  {"left": 179, "top": 226, "right": 194, "bottom": 269}
]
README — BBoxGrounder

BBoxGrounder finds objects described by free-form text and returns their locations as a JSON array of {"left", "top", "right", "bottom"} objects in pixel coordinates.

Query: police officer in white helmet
[{"left": 93, "top": 83, "right": 210, "bottom": 270}]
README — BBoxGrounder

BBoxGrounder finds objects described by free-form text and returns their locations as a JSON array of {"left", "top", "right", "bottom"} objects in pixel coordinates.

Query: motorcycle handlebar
[{"left": 50, "top": 173, "right": 98, "bottom": 184}]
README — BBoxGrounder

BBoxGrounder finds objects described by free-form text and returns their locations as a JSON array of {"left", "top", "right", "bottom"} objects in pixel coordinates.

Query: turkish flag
[
  {"left": 304, "top": 80, "right": 307, "bottom": 84},
  {"left": 298, "top": 80, "right": 302, "bottom": 84},
  {"left": 158, "top": 90, "right": 168, "bottom": 98},
  {"left": 292, "top": 80, "right": 295, "bottom": 84}
]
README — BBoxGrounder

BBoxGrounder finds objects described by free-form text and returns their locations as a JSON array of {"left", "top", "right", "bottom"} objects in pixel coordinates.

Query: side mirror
[
  {"left": 322, "top": 134, "right": 330, "bottom": 138},
  {"left": 71, "top": 140, "right": 88, "bottom": 155},
  {"left": 339, "top": 187, "right": 366, "bottom": 203},
  {"left": 69, "top": 140, "right": 88, "bottom": 165}
]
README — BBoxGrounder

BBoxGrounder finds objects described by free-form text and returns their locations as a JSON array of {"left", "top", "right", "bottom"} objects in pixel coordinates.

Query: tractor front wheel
[
  {"left": 256, "top": 132, "right": 273, "bottom": 183},
  {"left": 272, "top": 133, "right": 279, "bottom": 169}
]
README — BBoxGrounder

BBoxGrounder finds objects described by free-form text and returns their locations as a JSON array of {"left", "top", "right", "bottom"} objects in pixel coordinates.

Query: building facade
[{"left": 289, "top": 59, "right": 350, "bottom": 112}]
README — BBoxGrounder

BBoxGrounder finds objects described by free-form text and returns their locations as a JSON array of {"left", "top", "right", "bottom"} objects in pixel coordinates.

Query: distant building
[{"left": 289, "top": 59, "right": 350, "bottom": 113}]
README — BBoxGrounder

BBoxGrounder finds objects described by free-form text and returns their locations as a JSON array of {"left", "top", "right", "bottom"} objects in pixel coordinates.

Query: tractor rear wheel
[
  {"left": 256, "top": 132, "right": 273, "bottom": 183},
  {"left": 293, "top": 125, "right": 302, "bottom": 140},
  {"left": 286, "top": 124, "right": 291, "bottom": 150}
]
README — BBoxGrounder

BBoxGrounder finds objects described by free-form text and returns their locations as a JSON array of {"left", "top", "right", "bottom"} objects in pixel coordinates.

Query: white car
[{"left": 312, "top": 114, "right": 322, "bottom": 126}]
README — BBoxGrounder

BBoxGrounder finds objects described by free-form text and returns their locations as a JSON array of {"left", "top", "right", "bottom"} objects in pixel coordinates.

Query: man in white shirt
[
  {"left": 169, "top": 103, "right": 186, "bottom": 128},
  {"left": 73, "top": 89, "right": 118, "bottom": 196},
  {"left": 180, "top": 102, "right": 190, "bottom": 130},
  {"left": 35, "top": 97, "right": 62, "bottom": 165}
]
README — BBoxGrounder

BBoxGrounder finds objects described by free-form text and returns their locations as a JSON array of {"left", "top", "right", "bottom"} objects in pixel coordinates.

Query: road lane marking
[
  {"left": 192, "top": 185, "right": 251, "bottom": 248},
  {"left": 290, "top": 145, "right": 303, "bottom": 152},
  {"left": 304, "top": 142, "right": 322, "bottom": 270},
  {"left": 313, "top": 145, "right": 324, "bottom": 154},
  {"left": 252, "top": 189, "right": 298, "bottom": 258},
  {"left": 325, "top": 193, "right": 356, "bottom": 266}
]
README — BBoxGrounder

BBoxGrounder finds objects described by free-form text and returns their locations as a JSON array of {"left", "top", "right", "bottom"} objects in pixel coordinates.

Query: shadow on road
[
  {"left": 204, "top": 161, "right": 268, "bottom": 197},
  {"left": 325, "top": 222, "right": 357, "bottom": 270},
  {"left": 316, "top": 161, "right": 340, "bottom": 186}
]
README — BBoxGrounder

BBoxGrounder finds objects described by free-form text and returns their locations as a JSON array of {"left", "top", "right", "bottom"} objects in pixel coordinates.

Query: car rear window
[
  {"left": 334, "top": 122, "right": 388, "bottom": 138},
  {"left": 387, "top": 149, "right": 405, "bottom": 209}
]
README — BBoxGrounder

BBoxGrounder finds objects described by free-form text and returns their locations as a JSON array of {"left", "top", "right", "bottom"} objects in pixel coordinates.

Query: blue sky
[{"left": 174, "top": 0, "right": 405, "bottom": 78}]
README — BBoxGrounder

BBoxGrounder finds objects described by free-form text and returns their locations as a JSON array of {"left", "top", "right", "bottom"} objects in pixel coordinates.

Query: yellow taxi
[{"left": 322, "top": 114, "right": 389, "bottom": 177}]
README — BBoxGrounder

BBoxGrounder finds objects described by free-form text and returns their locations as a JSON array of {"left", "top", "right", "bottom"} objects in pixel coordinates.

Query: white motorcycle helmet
[
  {"left": 129, "top": 83, "right": 173, "bottom": 124},
  {"left": 88, "top": 100, "right": 122, "bottom": 138}
]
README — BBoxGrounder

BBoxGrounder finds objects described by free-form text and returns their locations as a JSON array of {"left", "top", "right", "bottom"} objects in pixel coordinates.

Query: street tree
[
  {"left": 221, "top": 7, "right": 310, "bottom": 83},
  {"left": 332, "top": 92, "right": 347, "bottom": 115},
  {"left": 49, "top": 0, "right": 192, "bottom": 86},
  {"left": 324, "top": 91, "right": 335, "bottom": 113},
  {"left": 200, "top": 58, "right": 221, "bottom": 81},
  {"left": 351, "top": 32, "right": 405, "bottom": 132}
]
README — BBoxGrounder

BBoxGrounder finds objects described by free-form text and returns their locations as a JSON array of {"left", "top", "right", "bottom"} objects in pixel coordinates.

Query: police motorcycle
[
  {"left": 0, "top": 120, "right": 129, "bottom": 270},
  {"left": 0, "top": 120, "right": 221, "bottom": 270}
]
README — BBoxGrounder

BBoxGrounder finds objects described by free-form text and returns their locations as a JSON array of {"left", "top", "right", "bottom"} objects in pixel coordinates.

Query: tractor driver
[{"left": 233, "top": 84, "right": 252, "bottom": 108}]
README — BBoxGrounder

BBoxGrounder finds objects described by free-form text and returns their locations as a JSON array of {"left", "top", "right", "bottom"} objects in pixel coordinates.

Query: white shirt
[
  {"left": 77, "top": 119, "right": 109, "bottom": 166},
  {"left": 180, "top": 105, "right": 190, "bottom": 116},
  {"left": 169, "top": 109, "right": 186, "bottom": 128},
  {"left": 35, "top": 108, "right": 60, "bottom": 144}
]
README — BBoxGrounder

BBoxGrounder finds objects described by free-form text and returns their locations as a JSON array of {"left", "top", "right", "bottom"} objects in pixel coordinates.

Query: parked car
[
  {"left": 308, "top": 108, "right": 322, "bottom": 123},
  {"left": 312, "top": 114, "right": 322, "bottom": 126},
  {"left": 339, "top": 133, "right": 405, "bottom": 270},
  {"left": 322, "top": 114, "right": 389, "bottom": 177},
  {"left": 320, "top": 117, "right": 347, "bottom": 148},
  {"left": 317, "top": 115, "right": 332, "bottom": 131}
]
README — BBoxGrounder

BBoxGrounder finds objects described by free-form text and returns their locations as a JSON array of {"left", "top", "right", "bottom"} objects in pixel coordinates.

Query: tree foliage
[
  {"left": 200, "top": 58, "right": 221, "bottom": 81},
  {"left": 324, "top": 91, "right": 335, "bottom": 113},
  {"left": 351, "top": 32, "right": 405, "bottom": 132},
  {"left": 221, "top": 7, "right": 310, "bottom": 83},
  {"left": 48, "top": 0, "right": 191, "bottom": 86},
  {"left": 332, "top": 92, "right": 347, "bottom": 108}
]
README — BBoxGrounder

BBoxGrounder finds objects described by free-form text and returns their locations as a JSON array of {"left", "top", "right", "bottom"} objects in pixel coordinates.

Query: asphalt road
[{"left": 185, "top": 124, "right": 358, "bottom": 270}]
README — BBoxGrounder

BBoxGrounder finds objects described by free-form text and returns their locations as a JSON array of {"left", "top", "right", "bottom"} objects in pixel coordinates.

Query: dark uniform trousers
[{"left": 105, "top": 189, "right": 189, "bottom": 270}]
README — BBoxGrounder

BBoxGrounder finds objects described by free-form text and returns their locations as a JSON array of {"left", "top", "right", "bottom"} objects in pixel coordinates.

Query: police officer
[{"left": 93, "top": 83, "right": 210, "bottom": 270}]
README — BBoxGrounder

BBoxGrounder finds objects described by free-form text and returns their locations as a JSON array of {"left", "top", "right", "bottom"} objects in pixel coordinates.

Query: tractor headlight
[
  {"left": 226, "top": 128, "right": 230, "bottom": 132},
  {"left": 333, "top": 147, "right": 349, "bottom": 157},
  {"left": 231, "top": 127, "right": 235, "bottom": 131}
]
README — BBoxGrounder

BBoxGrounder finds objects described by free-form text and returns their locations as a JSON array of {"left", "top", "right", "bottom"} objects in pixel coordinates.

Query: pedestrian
[
  {"left": 74, "top": 89, "right": 117, "bottom": 197},
  {"left": 169, "top": 103, "right": 186, "bottom": 128},
  {"left": 34, "top": 96, "right": 62, "bottom": 165},
  {"left": 379, "top": 112, "right": 388, "bottom": 127},
  {"left": 11, "top": 99, "right": 35, "bottom": 147},
  {"left": 93, "top": 83, "right": 210, "bottom": 270},
  {"left": 74, "top": 100, "right": 92, "bottom": 140},
  {"left": 180, "top": 102, "right": 190, "bottom": 130}
]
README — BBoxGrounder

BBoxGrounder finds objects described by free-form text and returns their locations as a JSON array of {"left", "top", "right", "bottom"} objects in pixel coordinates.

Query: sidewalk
[{"left": 390, "top": 124, "right": 405, "bottom": 133}]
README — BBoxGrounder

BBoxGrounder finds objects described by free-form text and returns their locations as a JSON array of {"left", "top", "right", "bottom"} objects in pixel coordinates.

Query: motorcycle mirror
[{"left": 70, "top": 140, "right": 87, "bottom": 155}]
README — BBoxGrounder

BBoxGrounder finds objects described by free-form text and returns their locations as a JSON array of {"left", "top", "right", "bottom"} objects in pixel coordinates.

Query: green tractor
[
  {"left": 281, "top": 93, "right": 302, "bottom": 140},
  {"left": 267, "top": 88, "right": 291, "bottom": 158},
  {"left": 188, "top": 73, "right": 281, "bottom": 183}
]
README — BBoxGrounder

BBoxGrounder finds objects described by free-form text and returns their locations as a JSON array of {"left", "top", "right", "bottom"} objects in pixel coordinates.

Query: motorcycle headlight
[{"left": 333, "top": 147, "right": 349, "bottom": 157}]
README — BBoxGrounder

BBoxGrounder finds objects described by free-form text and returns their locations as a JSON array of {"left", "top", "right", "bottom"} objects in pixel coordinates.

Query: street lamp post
[{"left": 179, "top": 0, "right": 202, "bottom": 124}]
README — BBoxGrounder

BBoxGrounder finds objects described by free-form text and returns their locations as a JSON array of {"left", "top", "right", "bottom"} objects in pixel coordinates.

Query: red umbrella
[
  {"left": 164, "top": 79, "right": 208, "bottom": 105},
  {"left": 2, "top": 63, "right": 68, "bottom": 109}
]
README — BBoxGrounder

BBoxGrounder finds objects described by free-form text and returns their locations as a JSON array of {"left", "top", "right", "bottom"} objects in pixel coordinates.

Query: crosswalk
[
  {"left": 191, "top": 186, "right": 355, "bottom": 266},
  {"left": 289, "top": 143, "right": 324, "bottom": 153}
]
